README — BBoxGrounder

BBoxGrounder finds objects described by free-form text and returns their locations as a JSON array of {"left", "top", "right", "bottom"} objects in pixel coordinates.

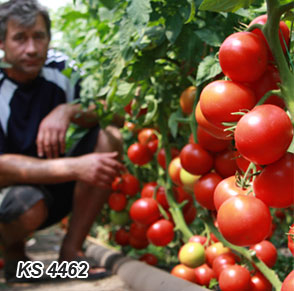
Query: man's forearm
[{"left": 0, "top": 154, "right": 78, "bottom": 187}]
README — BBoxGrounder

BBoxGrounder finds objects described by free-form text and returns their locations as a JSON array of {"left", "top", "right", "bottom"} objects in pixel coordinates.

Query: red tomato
[
  {"left": 199, "top": 80, "right": 256, "bottom": 128},
  {"left": 183, "top": 204, "right": 197, "bottom": 225},
  {"left": 212, "top": 252, "right": 236, "bottom": 279},
  {"left": 253, "top": 152, "right": 294, "bottom": 208},
  {"left": 155, "top": 186, "right": 169, "bottom": 210},
  {"left": 147, "top": 219, "right": 174, "bottom": 246},
  {"left": 170, "top": 264, "right": 196, "bottom": 283},
  {"left": 288, "top": 224, "right": 294, "bottom": 256},
  {"left": 168, "top": 157, "right": 183, "bottom": 186},
  {"left": 180, "top": 86, "right": 197, "bottom": 115},
  {"left": 129, "top": 236, "right": 149, "bottom": 249},
  {"left": 247, "top": 65, "right": 285, "bottom": 108},
  {"left": 197, "top": 126, "right": 231, "bottom": 152},
  {"left": 129, "top": 198, "right": 160, "bottom": 226},
  {"left": 129, "top": 222, "right": 148, "bottom": 240},
  {"left": 205, "top": 242, "right": 230, "bottom": 267},
  {"left": 108, "top": 192, "right": 127, "bottom": 211},
  {"left": 282, "top": 270, "right": 294, "bottom": 291},
  {"left": 235, "top": 104, "right": 293, "bottom": 165},
  {"left": 194, "top": 264, "right": 216, "bottom": 287},
  {"left": 219, "top": 264, "right": 251, "bottom": 291},
  {"left": 180, "top": 143, "right": 214, "bottom": 175},
  {"left": 250, "top": 240, "right": 278, "bottom": 268},
  {"left": 139, "top": 253, "right": 158, "bottom": 266},
  {"left": 195, "top": 103, "right": 233, "bottom": 140},
  {"left": 147, "top": 139, "right": 158, "bottom": 154},
  {"left": 193, "top": 172, "right": 222, "bottom": 210},
  {"left": 127, "top": 143, "right": 153, "bottom": 166},
  {"left": 157, "top": 147, "right": 180, "bottom": 170},
  {"left": 120, "top": 173, "right": 140, "bottom": 196},
  {"left": 249, "top": 14, "right": 290, "bottom": 60},
  {"left": 235, "top": 152, "right": 262, "bottom": 173},
  {"left": 213, "top": 175, "right": 249, "bottom": 210},
  {"left": 219, "top": 31, "right": 268, "bottom": 82},
  {"left": 114, "top": 228, "right": 129, "bottom": 246},
  {"left": 217, "top": 195, "right": 272, "bottom": 246},
  {"left": 138, "top": 128, "right": 158, "bottom": 145},
  {"left": 141, "top": 181, "right": 157, "bottom": 198},
  {"left": 214, "top": 149, "right": 239, "bottom": 178},
  {"left": 250, "top": 272, "right": 272, "bottom": 291}
]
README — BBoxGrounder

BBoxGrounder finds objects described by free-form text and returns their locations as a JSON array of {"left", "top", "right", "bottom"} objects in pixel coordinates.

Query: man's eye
[{"left": 13, "top": 35, "right": 25, "bottom": 41}]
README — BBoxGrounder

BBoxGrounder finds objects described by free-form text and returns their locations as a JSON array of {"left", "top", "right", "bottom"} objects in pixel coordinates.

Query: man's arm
[{"left": 0, "top": 152, "right": 124, "bottom": 189}]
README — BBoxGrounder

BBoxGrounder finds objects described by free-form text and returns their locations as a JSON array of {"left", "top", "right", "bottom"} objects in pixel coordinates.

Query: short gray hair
[{"left": 0, "top": 0, "right": 51, "bottom": 42}]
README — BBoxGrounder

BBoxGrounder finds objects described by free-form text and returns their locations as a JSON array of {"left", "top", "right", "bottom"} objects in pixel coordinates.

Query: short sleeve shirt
[{"left": 0, "top": 49, "right": 80, "bottom": 157}]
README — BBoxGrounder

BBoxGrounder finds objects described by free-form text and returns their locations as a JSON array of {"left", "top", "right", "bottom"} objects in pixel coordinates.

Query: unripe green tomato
[
  {"left": 110, "top": 210, "right": 129, "bottom": 225},
  {"left": 178, "top": 242, "right": 205, "bottom": 268}
]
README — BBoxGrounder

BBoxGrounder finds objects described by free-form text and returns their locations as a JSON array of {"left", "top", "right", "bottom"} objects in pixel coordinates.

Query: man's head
[{"left": 0, "top": 0, "right": 51, "bottom": 82}]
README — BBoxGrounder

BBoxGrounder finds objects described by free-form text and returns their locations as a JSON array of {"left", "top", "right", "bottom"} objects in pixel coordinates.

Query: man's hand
[
  {"left": 36, "top": 104, "right": 75, "bottom": 158},
  {"left": 75, "top": 152, "right": 125, "bottom": 189}
]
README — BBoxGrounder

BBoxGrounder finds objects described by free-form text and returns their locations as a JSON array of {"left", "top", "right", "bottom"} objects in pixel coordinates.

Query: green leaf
[
  {"left": 196, "top": 55, "right": 222, "bottom": 86},
  {"left": 127, "top": 0, "right": 152, "bottom": 27},
  {"left": 195, "top": 28, "right": 222, "bottom": 47},
  {"left": 168, "top": 109, "right": 183, "bottom": 138},
  {"left": 199, "top": 0, "right": 255, "bottom": 12},
  {"left": 165, "top": 13, "right": 183, "bottom": 44}
]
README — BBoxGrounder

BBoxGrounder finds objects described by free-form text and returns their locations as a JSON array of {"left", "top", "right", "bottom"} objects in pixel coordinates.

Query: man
[{"left": 0, "top": 0, "right": 125, "bottom": 282}]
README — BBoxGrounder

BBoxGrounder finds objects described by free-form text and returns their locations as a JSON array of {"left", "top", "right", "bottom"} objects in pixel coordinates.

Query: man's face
[{"left": 0, "top": 14, "right": 50, "bottom": 82}]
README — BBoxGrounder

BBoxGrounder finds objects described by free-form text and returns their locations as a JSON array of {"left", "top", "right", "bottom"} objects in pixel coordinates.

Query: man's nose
[{"left": 25, "top": 38, "right": 38, "bottom": 55}]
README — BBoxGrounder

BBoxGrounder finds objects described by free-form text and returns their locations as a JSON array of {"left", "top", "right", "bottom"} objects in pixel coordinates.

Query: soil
[{"left": 0, "top": 225, "right": 134, "bottom": 291}]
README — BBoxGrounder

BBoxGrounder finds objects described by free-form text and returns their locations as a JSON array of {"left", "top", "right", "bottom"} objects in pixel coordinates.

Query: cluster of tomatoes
[
  {"left": 171, "top": 237, "right": 279, "bottom": 290},
  {"left": 103, "top": 13, "right": 294, "bottom": 291}
]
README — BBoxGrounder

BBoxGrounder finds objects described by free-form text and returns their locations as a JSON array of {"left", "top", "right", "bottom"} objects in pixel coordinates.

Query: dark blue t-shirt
[{"left": 0, "top": 49, "right": 80, "bottom": 157}]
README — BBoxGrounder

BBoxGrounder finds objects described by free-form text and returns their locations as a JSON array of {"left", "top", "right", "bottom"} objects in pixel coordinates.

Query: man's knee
[{"left": 95, "top": 126, "right": 123, "bottom": 157}]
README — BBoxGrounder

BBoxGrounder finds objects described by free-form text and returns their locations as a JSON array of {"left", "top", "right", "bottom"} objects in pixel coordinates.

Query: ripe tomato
[
  {"left": 217, "top": 195, "right": 272, "bottom": 246},
  {"left": 129, "top": 222, "right": 148, "bottom": 240},
  {"left": 127, "top": 143, "right": 153, "bottom": 166},
  {"left": 205, "top": 242, "right": 230, "bottom": 267},
  {"left": 212, "top": 252, "right": 236, "bottom": 279},
  {"left": 193, "top": 172, "right": 222, "bottom": 210},
  {"left": 180, "top": 143, "right": 214, "bottom": 175},
  {"left": 219, "top": 264, "right": 251, "bottom": 291},
  {"left": 120, "top": 173, "right": 140, "bottom": 196},
  {"left": 250, "top": 272, "right": 272, "bottom": 291},
  {"left": 114, "top": 228, "right": 129, "bottom": 246},
  {"left": 108, "top": 192, "right": 127, "bottom": 211},
  {"left": 178, "top": 242, "right": 206, "bottom": 268},
  {"left": 141, "top": 181, "right": 157, "bottom": 198},
  {"left": 197, "top": 126, "right": 231, "bottom": 152},
  {"left": 195, "top": 102, "right": 232, "bottom": 140},
  {"left": 247, "top": 65, "right": 285, "bottom": 108},
  {"left": 213, "top": 175, "right": 249, "bottom": 210},
  {"left": 170, "top": 264, "right": 196, "bottom": 283},
  {"left": 183, "top": 204, "right": 197, "bottom": 225},
  {"left": 250, "top": 240, "right": 278, "bottom": 268},
  {"left": 219, "top": 31, "right": 268, "bottom": 82},
  {"left": 235, "top": 104, "right": 293, "bottom": 165},
  {"left": 180, "top": 86, "right": 197, "bottom": 115},
  {"left": 157, "top": 147, "right": 180, "bottom": 170},
  {"left": 147, "top": 219, "right": 174, "bottom": 246},
  {"left": 194, "top": 264, "right": 216, "bottom": 287},
  {"left": 168, "top": 156, "right": 183, "bottom": 186},
  {"left": 288, "top": 224, "right": 294, "bottom": 256},
  {"left": 155, "top": 186, "right": 169, "bottom": 210},
  {"left": 213, "top": 148, "right": 239, "bottom": 178},
  {"left": 199, "top": 80, "right": 256, "bottom": 128},
  {"left": 139, "top": 253, "right": 158, "bottom": 266},
  {"left": 138, "top": 128, "right": 158, "bottom": 145},
  {"left": 129, "top": 198, "right": 160, "bottom": 226},
  {"left": 235, "top": 152, "right": 262, "bottom": 173},
  {"left": 129, "top": 235, "right": 149, "bottom": 249},
  {"left": 253, "top": 152, "right": 294, "bottom": 208},
  {"left": 282, "top": 271, "right": 294, "bottom": 291},
  {"left": 249, "top": 14, "right": 290, "bottom": 59}
]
